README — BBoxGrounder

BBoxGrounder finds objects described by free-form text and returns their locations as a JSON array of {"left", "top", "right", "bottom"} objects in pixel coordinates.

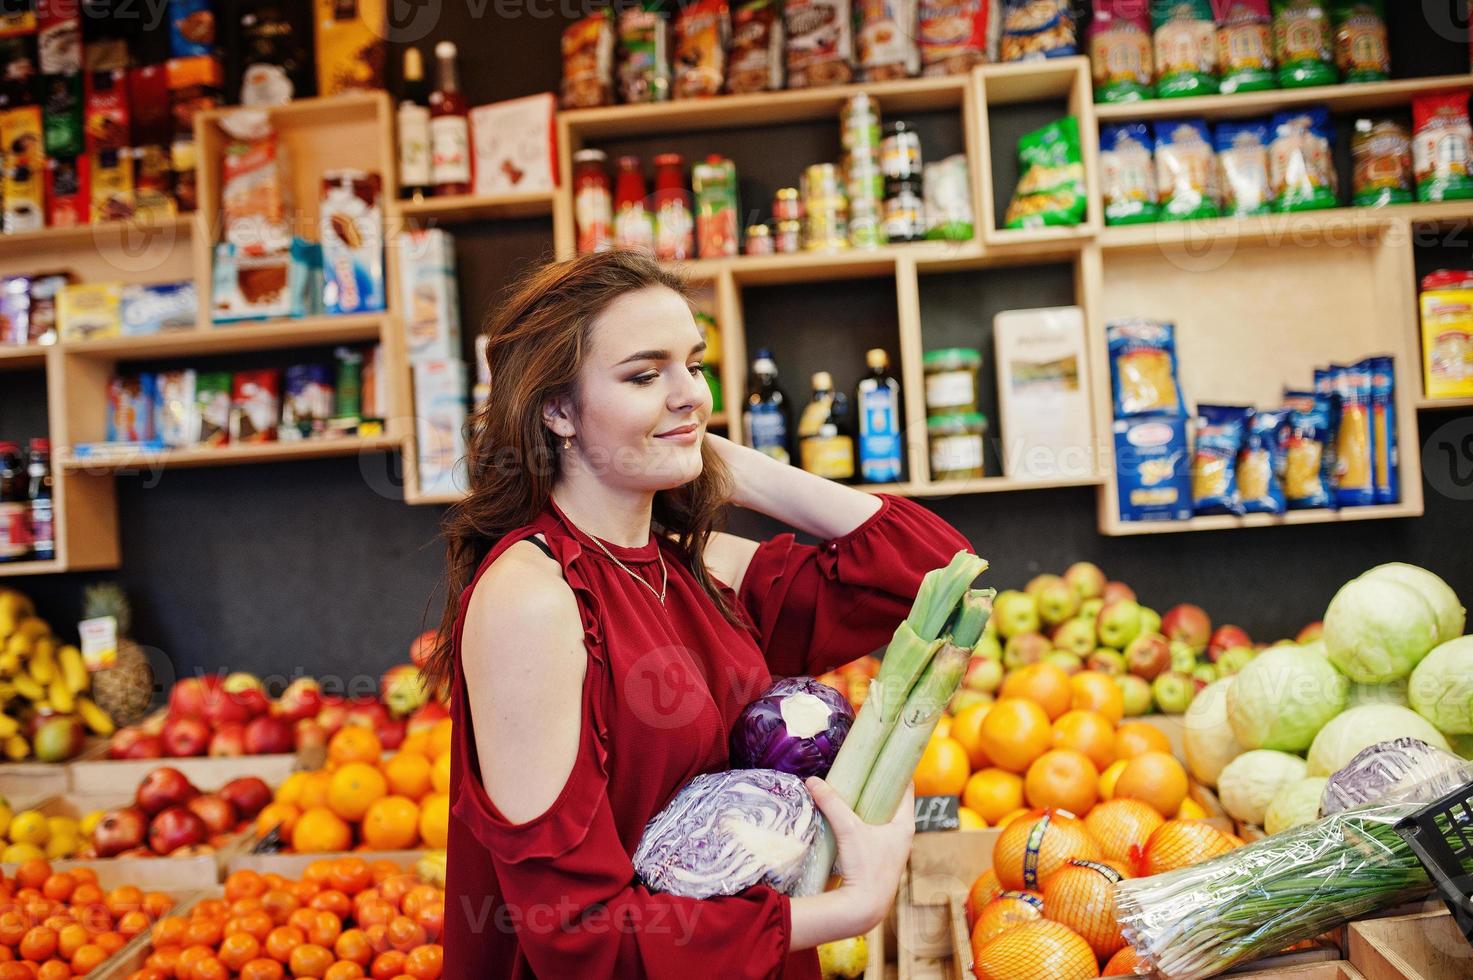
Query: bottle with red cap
[
  {"left": 613, "top": 156, "right": 655, "bottom": 253},
  {"left": 652, "top": 153, "right": 693, "bottom": 261}
]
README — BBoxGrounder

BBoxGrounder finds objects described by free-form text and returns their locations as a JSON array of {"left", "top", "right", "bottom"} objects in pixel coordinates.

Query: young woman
[{"left": 425, "top": 250, "right": 973, "bottom": 978}]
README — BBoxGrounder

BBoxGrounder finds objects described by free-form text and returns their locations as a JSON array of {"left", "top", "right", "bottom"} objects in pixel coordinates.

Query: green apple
[
  {"left": 1097, "top": 598, "right": 1143, "bottom": 649},
  {"left": 1051, "top": 618, "right": 1096, "bottom": 656},
  {"left": 993, "top": 590, "right": 1041, "bottom": 639},
  {"left": 1044, "top": 650, "right": 1084, "bottom": 675},
  {"left": 1139, "top": 606, "right": 1161, "bottom": 638},
  {"left": 1116, "top": 674, "right": 1153, "bottom": 717},
  {"left": 1169, "top": 640, "right": 1198, "bottom": 675},
  {"left": 1086, "top": 648, "right": 1128, "bottom": 675},
  {"left": 1216, "top": 646, "right": 1256, "bottom": 676},
  {"left": 1152, "top": 671, "right": 1195, "bottom": 714}
]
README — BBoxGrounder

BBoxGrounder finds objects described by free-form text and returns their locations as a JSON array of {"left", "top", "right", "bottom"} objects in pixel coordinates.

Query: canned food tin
[
  {"left": 802, "top": 163, "right": 842, "bottom": 202},
  {"left": 744, "top": 223, "right": 774, "bottom": 255},
  {"left": 842, "top": 93, "right": 881, "bottom": 152},
  {"left": 773, "top": 187, "right": 802, "bottom": 222},
  {"left": 804, "top": 198, "right": 849, "bottom": 251},
  {"left": 883, "top": 181, "right": 925, "bottom": 242},
  {"left": 849, "top": 211, "right": 884, "bottom": 249},
  {"left": 775, "top": 219, "right": 802, "bottom": 253},
  {"left": 882, "top": 121, "right": 923, "bottom": 182}
]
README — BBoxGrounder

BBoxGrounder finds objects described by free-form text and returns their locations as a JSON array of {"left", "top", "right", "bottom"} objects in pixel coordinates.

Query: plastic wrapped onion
[{"left": 632, "top": 769, "right": 818, "bottom": 899}]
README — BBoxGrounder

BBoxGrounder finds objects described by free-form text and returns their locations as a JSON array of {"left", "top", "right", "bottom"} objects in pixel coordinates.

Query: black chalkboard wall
[{"left": 5, "top": 6, "right": 1473, "bottom": 691}]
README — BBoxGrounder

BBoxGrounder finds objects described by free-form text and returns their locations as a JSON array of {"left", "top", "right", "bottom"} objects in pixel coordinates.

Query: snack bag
[
  {"left": 674, "top": 0, "right": 730, "bottom": 98},
  {"left": 1217, "top": 0, "right": 1275, "bottom": 94},
  {"left": 1352, "top": 117, "right": 1413, "bottom": 207},
  {"left": 784, "top": 0, "right": 856, "bottom": 88},
  {"left": 1004, "top": 116, "right": 1087, "bottom": 228},
  {"left": 1089, "top": 1, "right": 1153, "bottom": 103},
  {"left": 1332, "top": 361, "right": 1375, "bottom": 507},
  {"left": 194, "top": 371, "right": 232, "bottom": 447},
  {"left": 1332, "top": 0, "right": 1387, "bottom": 82},
  {"left": 1412, "top": 93, "right": 1473, "bottom": 203},
  {"left": 1152, "top": 0, "right": 1218, "bottom": 98},
  {"left": 1154, "top": 118, "right": 1219, "bottom": 220},
  {"left": 1238, "top": 409, "right": 1287, "bottom": 514},
  {"left": 1270, "top": 107, "right": 1337, "bottom": 211},
  {"left": 918, "top": 0, "right": 997, "bottom": 77},
  {"left": 1107, "top": 318, "right": 1186, "bottom": 417},
  {"left": 1215, "top": 119, "right": 1271, "bottom": 216},
  {"left": 618, "top": 5, "right": 672, "bottom": 103},
  {"left": 1366, "top": 355, "right": 1397, "bottom": 505},
  {"left": 561, "top": 11, "right": 615, "bottom": 108},
  {"left": 726, "top": 0, "right": 784, "bottom": 93},
  {"left": 1192, "top": 404, "right": 1250, "bottom": 515},
  {"left": 1273, "top": 0, "right": 1336, "bottom": 87},
  {"left": 1101, "top": 122, "right": 1160, "bottom": 224},
  {"left": 230, "top": 368, "right": 281, "bottom": 443},
  {"left": 1000, "top": 0, "right": 1077, "bottom": 61},
  {"left": 859, "top": 0, "right": 920, "bottom": 81},
  {"left": 1281, "top": 390, "right": 1334, "bottom": 509}
]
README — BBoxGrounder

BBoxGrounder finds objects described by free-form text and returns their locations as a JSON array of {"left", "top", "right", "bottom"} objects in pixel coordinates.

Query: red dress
[{"left": 444, "top": 494, "right": 972, "bottom": 978}]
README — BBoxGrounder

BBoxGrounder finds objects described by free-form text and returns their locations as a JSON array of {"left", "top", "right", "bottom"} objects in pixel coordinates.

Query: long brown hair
[{"left": 424, "top": 250, "right": 741, "bottom": 696}]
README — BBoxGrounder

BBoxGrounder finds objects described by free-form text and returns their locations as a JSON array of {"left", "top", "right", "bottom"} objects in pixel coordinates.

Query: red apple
[
  {"left": 118, "top": 846, "right": 152, "bottom": 857},
  {"left": 219, "top": 776, "right": 272, "bottom": 821},
  {"left": 222, "top": 672, "right": 263, "bottom": 694},
  {"left": 1161, "top": 603, "right": 1213, "bottom": 654},
  {"left": 407, "top": 701, "right": 450, "bottom": 735},
  {"left": 274, "top": 678, "right": 324, "bottom": 721},
  {"left": 345, "top": 698, "right": 390, "bottom": 731},
  {"left": 1208, "top": 625, "right": 1254, "bottom": 661},
  {"left": 149, "top": 806, "right": 209, "bottom": 855},
  {"left": 294, "top": 719, "right": 327, "bottom": 755},
  {"left": 202, "top": 687, "right": 252, "bottom": 726},
  {"left": 136, "top": 766, "right": 200, "bottom": 816},
  {"left": 316, "top": 700, "right": 348, "bottom": 735},
  {"left": 1103, "top": 581, "right": 1137, "bottom": 604},
  {"left": 161, "top": 716, "right": 211, "bottom": 758},
  {"left": 1125, "top": 632, "right": 1173, "bottom": 681},
  {"left": 185, "top": 794, "right": 238, "bottom": 836},
  {"left": 376, "top": 718, "right": 407, "bottom": 751},
  {"left": 92, "top": 807, "right": 147, "bottom": 857},
  {"left": 168, "top": 675, "right": 220, "bottom": 719},
  {"left": 410, "top": 629, "right": 438, "bottom": 669},
  {"left": 109, "top": 727, "right": 148, "bottom": 760},
  {"left": 243, "top": 715, "right": 295, "bottom": 755},
  {"left": 230, "top": 685, "right": 271, "bottom": 720},
  {"left": 208, "top": 722, "right": 246, "bottom": 757}
]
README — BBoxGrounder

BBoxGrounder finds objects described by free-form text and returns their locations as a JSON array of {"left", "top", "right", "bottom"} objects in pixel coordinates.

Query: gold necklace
[{"left": 585, "top": 532, "right": 669, "bottom": 605}]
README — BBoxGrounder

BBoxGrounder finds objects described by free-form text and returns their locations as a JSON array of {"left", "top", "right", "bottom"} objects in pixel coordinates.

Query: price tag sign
[{"left": 913, "top": 794, "right": 960, "bottom": 833}]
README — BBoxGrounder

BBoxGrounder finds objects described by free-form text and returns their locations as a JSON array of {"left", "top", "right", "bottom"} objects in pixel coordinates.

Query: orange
[
  {"left": 399, "top": 731, "right": 432, "bottom": 759},
  {"left": 418, "top": 795, "right": 449, "bottom": 850},
  {"left": 1084, "top": 799, "right": 1165, "bottom": 865},
  {"left": 978, "top": 699, "right": 1052, "bottom": 774},
  {"left": 16, "top": 860, "right": 50, "bottom": 891},
  {"left": 1113, "top": 721, "right": 1172, "bottom": 760},
  {"left": 39, "top": 874, "right": 74, "bottom": 905},
  {"left": 226, "top": 870, "right": 268, "bottom": 904},
  {"left": 329, "top": 727, "right": 382, "bottom": 768},
  {"left": 382, "top": 754, "right": 434, "bottom": 801},
  {"left": 1137, "top": 820, "right": 1236, "bottom": 877},
  {"left": 1024, "top": 750, "right": 1099, "bottom": 816},
  {"left": 1177, "top": 798, "right": 1207, "bottom": 820},
  {"left": 19, "top": 926, "right": 57, "bottom": 961},
  {"left": 70, "top": 947, "right": 107, "bottom": 974},
  {"left": 288, "top": 942, "right": 333, "bottom": 978},
  {"left": 330, "top": 858, "right": 374, "bottom": 897},
  {"left": 336, "top": 928, "right": 373, "bottom": 965},
  {"left": 386, "top": 916, "right": 427, "bottom": 953},
  {"left": 370, "top": 950, "right": 407, "bottom": 979},
  {"left": 1069, "top": 671, "right": 1125, "bottom": 724},
  {"left": 297, "top": 772, "right": 334, "bottom": 811},
  {"left": 1113, "top": 751, "right": 1189, "bottom": 818},
  {"left": 913, "top": 736, "right": 970, "bottom": 797},
  {"left": 1042, "top": 860, "right": 1127, "bottom": 960},
  {"left": 240, "top": 959, "right": 286, "bottom": 980},
  {"left": 949, "top": 703, "right": 993, "bottom": 770},
  {"left": 329, "top": 764, "right": 389, "bottom": 822},
  {"left": 427, "top": 720, "right": 453, "bottom": 759},
  {"left": 219, "top": 932, "right": 263, "bottom": 971},
  {"left": 276, "top": 772, "right": 311, "bottom": 807},
  {"left": 363, "top": 797, "right": 421, "bottom": 851},
  {"left": 999, "top": 664, "right": 1072, "bottom": 721},
  {"left": 1098, "top": 760, "right": 1128, "bottom": 800},
  {"left": 145, "top": 891, "right": 175, "bottom": 919},
  {"left": 117, "top": 909, "right": 151, "bottom": 938},
  {"left": 257, "top": 803, "right": 301, "bottom": 840},
  {"left": 55, "top": 924, "right": 87, "bottom": 961},
  {"left": 1104, "top": 946, "right": 1143, "bottom": 976},
  {"left": 969, "top": 891, "right": 1043, "bottom": 949},
  {"left": 309, "top": 889, "right": 351, "bottom": 919},
  {"left": 934, "top": 715, "right": 952, "bottom": 739},
  {"left": 962, "top": 769, "right": 1025, "bottom": 825},
  {"left": 326, "top": 962, "right": 367, "bottom": 980},
  {"left": 957, "top": 807, "right": 986, "bottom": 829},
  {"left": 430, "top": 754, "right": 451, "bottom": 795},
  {"left": 264, "top": 924, "right": 305, "bottom": 963},
  {"left": 1050, "top": 710, "right": 1117, "bottom": 773},
  {"left": 405, "top": 943, "right": 443, "bottom": 980},
  {"left": 972, "top": 920, "right": 1098, "bottom": 980},
  {"left": 292, "top": 809, "right": 353, "bottom": 855},
  {"left": 995, "top": 808, "right": 1031, "bottom": 832},
  {"left": 964, "top": 870, "right": 1003, "bottom": 926},
  {"left": 992, "top": 809, "right": 1103, "bottom": 892}
]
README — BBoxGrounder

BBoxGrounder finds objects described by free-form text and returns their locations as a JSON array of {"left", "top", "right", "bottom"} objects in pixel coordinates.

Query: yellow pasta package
[{"left": 1108, "top": 318, "right": 1186, "bottom": 417}]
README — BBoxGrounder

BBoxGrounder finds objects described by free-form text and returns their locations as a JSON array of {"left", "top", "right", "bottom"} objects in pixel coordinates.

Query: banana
[
  {"left": 16, "top": 618, "right": 49, "bottom": 641},
  {"left": 3, "top": 735, "right": 28, "bottom": 761},
  {"left": 27, "top": 643, "right": 54, "bottom": 685},
  {"left": 0, "top": 681, "right": 14, "bottom": 702},
  {"left": 0, "top": 714, "right": 17, "bottom": 738},
  {"left": 0, "top": 652, "right": 19, "bottom": 676},
  {"left": 76, "top": 698, "right": 115, "bottom": 737},
  {"left": 5, "top": 633, "right": 29, "bottom": 658},
  {"left": 46, "top": 681, "right": 73, "bottom": 715},
  {"left": 12, "top": 676, "right": 44, "bottom": 702},
  {"left": 59, "top": 646, "right": 88, "bottom": 694}
]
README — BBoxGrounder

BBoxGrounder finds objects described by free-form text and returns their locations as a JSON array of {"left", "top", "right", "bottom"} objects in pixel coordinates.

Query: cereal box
[
  {"left": 396, "top": 229, "right": 461, "bottom": 365},
  {"left": 1113, "top": 414, "right": 1192, "bottom": 522},
  {"left": 413, "top": 359, "right": 469, "bottom": 498}
]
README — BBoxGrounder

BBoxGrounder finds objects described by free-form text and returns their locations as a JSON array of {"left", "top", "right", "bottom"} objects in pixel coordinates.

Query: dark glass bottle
[
  {"left": 743, "top": 348, "right": 791, "bottom": 464},
  {"left": 26, "top": 439, "right": 52, "bottom": 562},
  {"left": 799, "top": 371, "right": 855, "bottom": 481}
]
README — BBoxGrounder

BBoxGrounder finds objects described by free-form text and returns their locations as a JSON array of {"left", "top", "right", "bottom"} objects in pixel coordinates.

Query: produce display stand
[
  {"left": 0, "top": 736, "right": 108, "bottom": 800},
  {"left": 86, "top": 887, "right": 220, "bottom": 980},
  {"left": 66, "top": 750, "right": 301, "bottom": 796},
  {"left": 224, "top": 843, "right": 427, "bottom": 877},
  {"left": 1348, "top": 909, "right": 1473, "bottom": 980}
]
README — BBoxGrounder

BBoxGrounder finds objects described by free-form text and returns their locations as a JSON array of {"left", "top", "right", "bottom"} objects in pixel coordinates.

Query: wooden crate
[
  {"left": 67, "top": 752, "right": 301, "bottom": 796},
  {"left": 226, "top": 846, "right": 428, "bottom": 877},
  {"left": 1348, "top": 909, "right": 1473, "bottom": 980},
  {"left": 89, "top": 888, "right": 220, "bottom": 980}
]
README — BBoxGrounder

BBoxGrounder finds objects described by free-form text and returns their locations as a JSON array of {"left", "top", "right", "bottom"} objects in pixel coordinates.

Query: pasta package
[
  {"left": 726, "top": 0, "right": 784, "bottom": 94},
  {"left": 1332, "top": 0, "right": 1388, "bottom": 82},
  {"left": 1101, "top": 122, "right": 1160, "bottom": 224},
  {"left": 1001, "top": 0, "right": 1077, "bottom": 62},
  {"left": 1270, "top": 107, "right": 1337, "bottom": 211},
  {"left": 1005, "top": 116, "right": 1087, "bottom": 228},
  {"left": 918, "top": 0, "right": 998, "bottom": 77},
  {"left": 1155, "top": 118, "right": 1220, "bottom": 220},
  {"left": 1412, "top": 93, "right": 1473, "bottom": 203},
  {"left": 1366, "top": 355, "right": 1398, "bottom": 505},
  {"left": 1238, "top": 409, "right": 1287, "bottom": 514},
  {"left": 1192, "top": 404, "right": 1251, "bottom": 515},
  {"left": 1216, "top": 119, "right": 1271, "bottom": 216},
  {"left": 1089, "top": 1, "right": 1153, "bottom": 103},
  {"left": 859, "top": 0, "right": 921, "bottom": 81},
  {"left": 784, "top": 0, "right": 856, "bottom": 88},
  {"left": 1351, "top": 117, "right": 1413, "bottom": 207},
  {"left": 617, "top": 5, "right": 672, "bottom": 103},
  {"left": 1152, "top": 0, "right": 1218, "bottom": 98},
  {"left": 673, "top": 0, "right": 730, "bottom": 99},
  {"left": 1273, "top": 0, "right": 1336, "bottom": 87},
  {"left": 1107, "top": 318, "right": 1186, "bottom": 417},
  {"left": 1113, "top": 414, "right": 1194, "bottom": 522},
  {"left": 1216, "top": 0, "right": 1275, "bottom": 94},
  {"left": 1332, "top": 361, "right": 1374, "bottom": 507},
  {"left": 1281, "top": 390, "right": 1334, "bottom": 509},
  {"left": 561, "top": 11, "right": 615, "bottom": 108}
]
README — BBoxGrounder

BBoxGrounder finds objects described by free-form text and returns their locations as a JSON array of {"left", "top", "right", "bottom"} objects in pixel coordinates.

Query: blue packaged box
[
  {"left": 1113, "top": 414, "right": 1193, "bottom": 522},
  {"left": 121, "top": 281, "right": 198, "bottom": 335},
  {"left": 212, "top": 238, "right": 322, "bottom": 323}
]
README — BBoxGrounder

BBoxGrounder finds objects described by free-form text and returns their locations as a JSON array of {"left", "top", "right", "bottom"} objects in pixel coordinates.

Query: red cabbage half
[{"left": 730, "top": 677, "right": 854, "bottom": 778}]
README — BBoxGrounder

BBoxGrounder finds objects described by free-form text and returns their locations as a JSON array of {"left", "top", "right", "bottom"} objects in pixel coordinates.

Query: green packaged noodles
[
  {"left": 1152, "top": 0, "right": 1218, "bottom": 98},
  {"left": 1154, "top": 119, "right": 1220, "bottom": 221},
  {"left": 1004, "top": 117, "right": 1087, "bottom": 229},
  {"left": 1273, "top": 0, "right": 1336, "bottom": 87},
  {"left": 1333, "top": 0, "right": 1388, "bottom": 82},
  {"left": 1351, "top": 118, "right": 1412, "bottom": 207},
  {"left": 1412, "top": 93, "right": 1473, "bottom": 202},
  {"left": 1216, "top": 0, "right": 1276, "bottom": 94},
  {"left": 1101, "top": 122, "right": 1159, "bottom": 224},
  {"left": 1215, "top": 120, "right": 1271, "bottom": 216},
  {"left": 1270, "top": 107, "right": 1338, "bottom": 211}
]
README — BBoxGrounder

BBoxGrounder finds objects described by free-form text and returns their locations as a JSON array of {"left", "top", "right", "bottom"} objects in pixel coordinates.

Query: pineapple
[{"left": 82, "top": 584, "right": 155, "bottom": 726}]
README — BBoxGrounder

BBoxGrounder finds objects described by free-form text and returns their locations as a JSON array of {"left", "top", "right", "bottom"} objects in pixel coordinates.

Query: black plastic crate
[{"left": 1394, "top": 778, "right": 1473, "bottom": 947}]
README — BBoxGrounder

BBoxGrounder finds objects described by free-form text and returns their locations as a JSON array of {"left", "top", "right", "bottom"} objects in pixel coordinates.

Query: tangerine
[
  {"left": 992, "top": 809, "right": 1103, "bottom": 892},
  {"left": 1084, "top": 799, "right": 1164, "bottom": 865},
  {"left": 325, "top": 963, "right": 366, "bottom": 980},
  {"left": 264, "top": 924, "right": 305, "bottom": 963},
  {"left": 297, "top": 772, "right": 334, "bottom": 811},
  {"left": 962, "top": 769, "right": 1024, "bottom": 825},
  {"left": 329, "top": 765, "right": 388, "bottom": 822},
  {"left": 999, "top": 664, "right": 1072, "bottom": 721},
  {"left": 370, "top": 950, "right": 407, "bottom": 979},
  {"left": 1024, "top": 750, "right": 1099, "bottom": 816},
  {"left": 70, "top": 946, "right": 107, "bottom": 974},
  {"left": 427, "top": 720, "right": 452, "bottom": 759},
  {"left": 219, "top": 932, "right": 262, "bottom": 971},
  {"left": 1042, "top": 859, "right": 1127, "bottom": 960},
  {"left": 1113, "top": 751, "right": 1189, "bottom": 818},
  {"left": 404, "top": 943, "right": 443, "bottom": 980},
  {"left": 1050, "top": 710, "right": 1118, "bottom": 772},
  {"left": 418, "top": 795, "right": 449, "bottom": 850},
  {"left": 1069, "top": 671, "right": 1125, "bottom": 723},
  {"left": 948, "top": 703, "right": 993, "bottom": 770},
  {"left": 971, "top": 920, "right": 1098, "bottom": 980},
  {"left": 330, "top": 858, "right": 373, "bottom": 897},
  {"left": 1113, "top": 721, "right": 1172, "bottom": 760},
  {"left": 913, "top": 736, "right": 970, "bottom": 797},
  {"left": 382, "top": 754, "right": 434, "bottom": 801},
  {"left": 335, "top": 928, "right": 373, "bottom": 965},
  {"left": 239, "top": 958, "right": 286, "bottom": 980},
  {"left": 430, "top": 755, "right": 451, "bottom": 795},
  {"left": 226, "top": 870, "right": 268, "bottom": 904},
  {"left": 288, "top": 942, "right": 334, "bottom": 978},
  {"left": 978, "top": 699, "right": 1052, "bottom": 774}
]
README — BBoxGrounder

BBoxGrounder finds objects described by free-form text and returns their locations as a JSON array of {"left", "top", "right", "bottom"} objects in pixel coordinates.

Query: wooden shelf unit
[
  {"left": 1418, "top": 395, "right": 1473, "bottom": 410},
  {"left": 60, "top": 435, "right": 402, "bottom": 474},
  {"left": 389, "top": 190, "right": 555, "bottom": 225},
  {"left": 0, "top": 346, "right": 48, "bottom": 370},
  {"left": 1094, "top": 73, "right": 1473, "bottom": 122}
]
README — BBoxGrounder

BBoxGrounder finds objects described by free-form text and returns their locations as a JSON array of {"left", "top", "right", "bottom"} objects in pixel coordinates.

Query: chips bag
[
  {"left": 1281, "top": 390, "right": 1334, "bottom": 509},
  {"left": 1270, "top": 107, "right": 1337, "bottom": 211},
  {"left": 673, "top": 0, "right": 730, "bottom": 99},
  {"left": 1004, "top": 116, "right": 1087, "bottom": 228},
  {"left": 1000, "top": 0, "right": 1077, "bottom": 61},
  {"left": 1352, "top": 117, "right": 1413, "bottom": 207},
  {"left": 859, "top": 0, "right": 921, "bottom": 81},
  {"left": 726, "top": 0, "right": 785, "bottom": 93},
  {"left": 1155, "top": 118, "right": 1220, "bottom": 220},
  {"left": 1413, "top": 93, "right": 1473, "bottom": 203},
  {"left": 918, "top": 0, "right": 998, "bottom": 77},
  {"left": 1089, "top": 0, "right": 1153, "bottom": 103},
  {"left": 1217, "top": 0, "right": 1275, "bottom": 94},
  {"left": 1216, "top": 119, "right": 1271, "bottom": 216},
  {"left": 1273, "top": 0, "right": 1336, "bottom": 87},
  {"left": 1108, "top": 319, "right": 1186, "bottom": 417},
  {"left": 1238, "top": 409, "right": 1287, "bottom": 514},
  {"left": 1332, "top": 0, "right": 1388, "bottom": 82},
  {"left": 1332, "top": 361, "right": 1375, "bottom": 507},
  {"left": 617, "top": 5, "right": 672, "bottom": 103},
  {"left": 561, "top": 11, "right": 615, "bottom": 108},
  {"left": 1192, "top": 404, "right": 1251, "bottom": 515},
  {"left": 1152, "top": 0, "right": 1218, "bottom": 98},
  {"left": 1101, "top": 122, "right": 1160, "bottom": 224}
]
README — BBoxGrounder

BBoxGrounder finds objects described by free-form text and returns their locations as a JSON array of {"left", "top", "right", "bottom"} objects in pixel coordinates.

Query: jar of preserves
[
  {"left": 574, "top": 149, "right": 611, "bottom": 254},
  {"left": 923, "top": 348, "right": 982, "bottom": 415},
  {"left": 928, "top": 413, "right": 987, "bottom": 481}
]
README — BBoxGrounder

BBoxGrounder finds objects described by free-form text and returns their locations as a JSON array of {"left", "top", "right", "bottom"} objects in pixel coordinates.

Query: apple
[
  {"left": 382, "top": 664, "right": 429, "bottom": 718},
  {"left": 202, "top": 686, "right": 252, "bottom": 726},
  {"left": 295, "top": 719, "right": 327, "bottom": 755},
  {"left": 992, "top": 590, "right": 1040, "bottom": 639},
  {"left": 149, "top": 806, "right": 209, "bottom": 855},
  {"left": 168, "top": 675, "right": 219, "bottom": 719},
  {"left": 243, "top": 715, "right": 295, "bottom": 755},
  {"left": 1216, "top": 646, "right": 1256, "bottom": 676},
  {"left": 1025, "top": 573, "right": 1064, "bottom": 598},
  {"left": 409, "top": 701, "right": 450, "bottom": 733},
  {"left": 208, "top": 722, "right": 246, "bottom": 757},
  {"left": 1124, "top": 632, "right": 1171, "bottom": 680},
  {"left": 186, "top": 795, "right": 238, "bottom": 836},
  {"left": 410, "top": 628, "right": 438, "bottom": 669},
  {"left": 1151, "top": 672, "right": 1196, "bottom": 714},
  {"left": 275, "top": 678, "right": 324, "bottom": 722},
  {"left": 1079, "top": 598, "right": 1104, "bottom": 623},
  {"left": 963, "top": 655, "right": 1004, "bottom": 694},
  {"left": 376, "top": 718, "right": 407, "bottom": 751},
  {"left": 1208, "top": 625, "right": 1253, "bottom": 661},
  {"left": 973, "top": 632, "right": 1003, "bottom": 663},
  {"left": 118, "top": 847, "right": 153, "bottom": 857},
  {"left": 162, "top": 716, "right": 211, "bottom": 757},
  {"left": 1296, "top": 621, "right": 1324, "bottom": 644},
  {"left": 222, "top": 672, "right": 263, "bottom": 694},
  {"left": 1037, "top": 580, "right": 1081, "bottom": 627},
  {"left": 122, "top": 734, "right": 165, "bottom": 760},
  {"left": 1191, "top": 663, "right": 1219, "bottom": 689},
  {"left": 1086, "top": 648, "right": 1128, "bottom": 676},
  {"left": 1097, "top": 598, "right": 1144, "bottom": 650},
  {"left": 1169, "top": 640, "right": 1198, "bottom": 676},
  {"left": 108, "top": 727, "right": 147, "bottom": 760},
  {"left": 949, "top": 689, "right": 991, "bottom": 715},
  {"left": 316, "top": 700, "right": 349, "bottom": 735},
  {"left": 1044, "top": 650, "right": 1084, "bottom": 674},
  {"left": 345, "top": 698, "right": 391, "bottom": 731},
  {"left": 136, "top": 767, "right": 199, "bottom": 817},
  {"left": 219, "top": 777, "right": 272, "bottom": 821},
  {"left": 1161, "top": 603, "right": 1213, "bottom": 654},
  {"left": 1063, "top": 562, "right": 1106, "bottom": 600},
  {"left": 1051, "top": 618, "right": 1096, "bottom": 657},
  {"left": 92, "top": 808, "right": 147, "bottom": 857},
  {"left": 1103, "top": 581, "right": 1137, "bottom": 604},
  {"left": 1115, "top": 675, "right": 1153, "bottom": 717},
  {"left": 1003, "top": 631, "right": 1052, "bottom": 670},
  {"left": 1138, "top": 607, "right": 1161, "bottom": 638}
]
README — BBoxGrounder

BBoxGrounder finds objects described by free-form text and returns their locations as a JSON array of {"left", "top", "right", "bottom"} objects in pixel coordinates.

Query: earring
[{"left": 563, "top": 436, "right": 572, "bottom": 450}]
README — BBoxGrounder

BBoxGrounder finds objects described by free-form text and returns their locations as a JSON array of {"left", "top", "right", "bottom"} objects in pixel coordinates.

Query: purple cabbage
[
  {"left": 1320, "top": 736, "right": 1466, "bottom": 816},
  {"left": 729, "top": 677, "right": 853, "bottom": 778}
]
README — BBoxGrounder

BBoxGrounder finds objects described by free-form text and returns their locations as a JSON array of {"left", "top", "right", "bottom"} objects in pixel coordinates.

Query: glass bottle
[
  {"left": 26, "top": 439, "right": 52, "bottom": 562},
  {"left": 429, "top": 41, "right": 471, "bottom": 196},
  {"left": 652, "top": 152, "right": 693, "bottom": 261},
  {"left": 856, "top": 348, "right": 905, "bottom": 483},
  {"left": 743, "top": 348, "right": 791, "bottom": 464},
  {"left": 574, "top": 149, "right": 612, "bottom": 254},
  {"left": 799, "top": 371, "right": 855, "bottom": 481},
  {"left": 0, "top": 442, "right": 30, "bottom": 561},
  {"left": 397, "top": 47, "right": 431, "bottom": 201},
  {"left": 613, "top": 155, "right": 654, "bottom": 253}
]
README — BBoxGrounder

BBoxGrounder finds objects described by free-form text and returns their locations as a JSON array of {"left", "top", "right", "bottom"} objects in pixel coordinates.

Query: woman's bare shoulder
[{"left": 463, "top": 539, "right": 584, "bottom": 675}]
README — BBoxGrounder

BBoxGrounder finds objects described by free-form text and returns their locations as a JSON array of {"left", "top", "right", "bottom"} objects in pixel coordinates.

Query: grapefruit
[
  {"left": 1043, "top": 860, "right": 1127, "bottom": 961},
  {"left": 993, "top": 809, "right": 1103, "bottom": 892},
  {"left": 972, "top": 920, "right": 1100, "bottom": 980}
]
